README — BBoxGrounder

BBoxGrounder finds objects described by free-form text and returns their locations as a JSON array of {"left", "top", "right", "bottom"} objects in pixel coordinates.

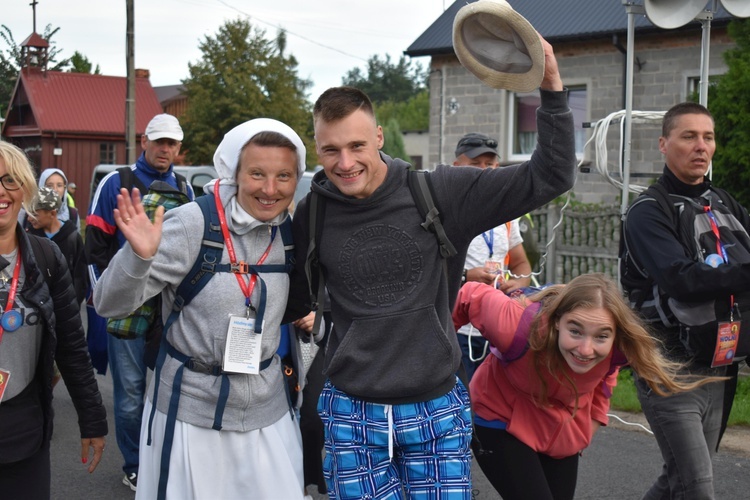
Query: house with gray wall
[{"left": 405, "top": 0, "right": 740, "bottom": 205}]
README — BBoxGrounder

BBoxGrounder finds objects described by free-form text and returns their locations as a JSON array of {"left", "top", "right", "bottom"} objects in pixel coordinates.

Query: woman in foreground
[
  {"left": 453, "top": 273, "right": 718, "bottom": 500},
  {"left": 94, "top": 119, "right": 308, "bottom": 499},
  {"left": 0, "top": 142, "right": 106, "bottom": 498}
]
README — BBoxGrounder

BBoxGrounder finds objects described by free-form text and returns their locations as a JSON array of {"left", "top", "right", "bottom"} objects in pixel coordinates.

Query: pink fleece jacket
[{"left": 453, "top": 282, "right": 619, "bottom": 459}]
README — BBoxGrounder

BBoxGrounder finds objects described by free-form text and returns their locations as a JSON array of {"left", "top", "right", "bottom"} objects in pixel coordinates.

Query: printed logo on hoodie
[{"left": 339, "top": 223, "right": 424, "bottom": 307}]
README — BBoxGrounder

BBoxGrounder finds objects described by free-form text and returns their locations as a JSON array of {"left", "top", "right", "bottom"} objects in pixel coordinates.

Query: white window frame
[{"left": 504, "top": 82, "right": 590, "bottom": 163}]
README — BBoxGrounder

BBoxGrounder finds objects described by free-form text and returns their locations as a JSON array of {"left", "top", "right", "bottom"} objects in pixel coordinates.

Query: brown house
[
  {"left": 1, "top": 34, "right": 163, "bottom": 213},
  {"left": 154, "top": 84, "right": 187, "bottom": 119}
]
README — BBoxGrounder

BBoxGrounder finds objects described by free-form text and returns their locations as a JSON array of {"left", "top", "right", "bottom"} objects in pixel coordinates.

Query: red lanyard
[
  {"left": 704, "top": 205, "right": 735, "bottom": 313},
  {"left": 704, "top": 206, "right": 729, "bottom": 264},
  {"left": 0, "top": 251, "right": 22, "bottom": 343},
  {"left": 213, "top": 180, "right": 276, "bottom": 310}
]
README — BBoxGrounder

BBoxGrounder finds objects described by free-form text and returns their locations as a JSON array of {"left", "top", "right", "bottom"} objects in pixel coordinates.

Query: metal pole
[
  {"left": 125, "top": 0, "right": 136, "bottom": 165},
  {"left": 620, "top": 3, "right": 642, "bottom": 216},
  {"left": 698, "top": 12, "right": 713, "bottom": 107}
]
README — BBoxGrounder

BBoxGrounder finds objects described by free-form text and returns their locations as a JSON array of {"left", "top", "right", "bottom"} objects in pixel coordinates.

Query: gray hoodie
[{"left": 289, "top": 89, "right": 576, "bottom": 404}]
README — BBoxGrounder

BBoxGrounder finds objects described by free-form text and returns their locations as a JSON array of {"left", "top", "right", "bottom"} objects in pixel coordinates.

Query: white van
[{"left": 89, "top": 164, "right": 218, "bottom": 204}]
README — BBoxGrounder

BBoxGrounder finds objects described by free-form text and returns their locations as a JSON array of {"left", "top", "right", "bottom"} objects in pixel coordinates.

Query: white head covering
[
  {"left": 205, "top": 118, "right": 306, "bottom": 233},
  {"left": 212, "top": 118, "right": 306, "bottom": 182},
  {"left": 38, "top": 168, "right": 71, "bottom": 223}
]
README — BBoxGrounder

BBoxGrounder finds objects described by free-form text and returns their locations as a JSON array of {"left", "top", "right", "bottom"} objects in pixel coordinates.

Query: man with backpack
[
  {"left": 620, "top": 102, "right": 750, "bottom": 499},
  {"left": 85, "top": 113, "right": 194, "bottom": 492},
  {"left": 285, "top": 37, "right": 576, "bottom": 498}
]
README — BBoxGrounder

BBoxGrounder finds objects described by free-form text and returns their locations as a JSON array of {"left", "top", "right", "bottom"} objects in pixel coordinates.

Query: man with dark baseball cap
[
  {"left": 452, "top": 132, "right": 532, "bottom": 380},
  {"left": 454, "top": 132, "right": 500, "bottom": 170}
]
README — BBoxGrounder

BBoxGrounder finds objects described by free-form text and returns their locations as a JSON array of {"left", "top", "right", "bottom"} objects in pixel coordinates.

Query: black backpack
[
  {"left": 116, "top": 166, "right": 188, "bottom": 199},
  {"left": 620, "top": 183, "right": 750, "bottom": 365}
]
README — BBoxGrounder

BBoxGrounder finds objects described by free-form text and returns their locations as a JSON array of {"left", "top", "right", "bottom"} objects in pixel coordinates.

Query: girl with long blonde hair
[{"left": 452, "top": 272, "right": 718, "bottom": 500}]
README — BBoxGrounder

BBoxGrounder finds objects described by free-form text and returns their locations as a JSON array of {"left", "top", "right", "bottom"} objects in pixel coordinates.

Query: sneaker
[{"left": 122, "top": 472, "right": 137, "bottom": 492}]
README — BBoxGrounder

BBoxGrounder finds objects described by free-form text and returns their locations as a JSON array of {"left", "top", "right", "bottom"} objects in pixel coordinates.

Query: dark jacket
[
  {"left": 4, "top": 227, "right": 107, "bottom": 447},
  {"left": 28, "top": 220, "right": 89, "bottom": 305},
  {"left": 621, "top": 166, "right": 750, "bottom": 358}
]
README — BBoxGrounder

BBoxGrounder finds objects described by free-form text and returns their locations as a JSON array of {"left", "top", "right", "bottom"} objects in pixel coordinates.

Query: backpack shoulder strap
[
  {"left": 621, "top": 183, "right": 677, "bottom": 281},
  {"left": 644, "top": 183, "right": 677, "bottom": 225},
  {"left": 163, "top": 194, "right": 225, "bottom": 333},
  {"left": 304, "top": 191, "right": 328, "bottom": 337},
  {"left": 173, "top": 172, "right": 189, "bottom": 196},
  {"left": 278, "top": 217, "right": 295, "bottom": 273},
  {"left": 407, "top": 169, "right": 457, "bottom": 258},
  {"left": 27, "top": 234, "right": 59, "bottom": 288},
  {"left": 118, "top": 166, "right": 148, "bottom": 194}
]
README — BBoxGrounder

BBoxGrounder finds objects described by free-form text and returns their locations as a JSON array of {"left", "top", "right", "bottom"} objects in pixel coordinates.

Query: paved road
[{"left": 50, "top": 371, "right": 750, "bottom": 499}]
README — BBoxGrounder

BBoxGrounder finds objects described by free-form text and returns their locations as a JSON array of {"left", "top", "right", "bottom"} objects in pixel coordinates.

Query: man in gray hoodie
[{"left": 287, "top": 37, "right": 576, "bottom": 499}]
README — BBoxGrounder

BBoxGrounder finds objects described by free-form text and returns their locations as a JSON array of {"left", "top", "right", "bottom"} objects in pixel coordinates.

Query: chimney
[{"left": 135, "top": 68, "right": 150, "bottom": 79}]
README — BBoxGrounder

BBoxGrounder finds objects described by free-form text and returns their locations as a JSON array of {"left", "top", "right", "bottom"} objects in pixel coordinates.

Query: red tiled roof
[{"left": 20, "top": 70, "right": 163, "bottom": 135}]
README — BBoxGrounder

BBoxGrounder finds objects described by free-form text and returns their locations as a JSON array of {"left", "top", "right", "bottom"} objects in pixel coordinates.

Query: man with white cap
[{"left": 85, "top": 113, "right": 194, "bottom": 492}]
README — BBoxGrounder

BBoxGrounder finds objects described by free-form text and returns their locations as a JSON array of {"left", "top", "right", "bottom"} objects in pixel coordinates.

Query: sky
[{"left": 3, "top": 0, "right": 450, "bottom": 101}]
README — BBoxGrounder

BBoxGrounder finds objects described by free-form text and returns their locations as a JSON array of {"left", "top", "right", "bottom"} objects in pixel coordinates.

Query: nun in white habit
[{"left": 94, "top": 118, "right": 307, "bottom": 499}]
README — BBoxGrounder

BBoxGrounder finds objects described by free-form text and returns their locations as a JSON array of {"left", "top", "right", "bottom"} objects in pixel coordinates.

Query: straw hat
[{"left": 453, "top": 0, "right": 545, "bottom": 93}]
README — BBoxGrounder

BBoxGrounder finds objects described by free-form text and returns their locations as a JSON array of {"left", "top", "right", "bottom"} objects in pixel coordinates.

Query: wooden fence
[{"left": 528, "top": 203, "right": 622, "bottom": 285}]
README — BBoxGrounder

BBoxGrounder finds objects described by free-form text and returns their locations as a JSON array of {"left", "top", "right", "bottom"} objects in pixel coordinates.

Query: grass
[{"left": 610, "top": 367, "right": 750, "bottom": 427}]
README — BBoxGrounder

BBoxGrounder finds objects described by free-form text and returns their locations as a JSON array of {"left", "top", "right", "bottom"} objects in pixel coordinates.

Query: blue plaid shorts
[{"left": 318, "top": 378, "right": 473, "bottom": 499}]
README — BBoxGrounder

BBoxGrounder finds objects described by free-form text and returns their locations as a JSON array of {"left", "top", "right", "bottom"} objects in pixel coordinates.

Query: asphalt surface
[{"left": 49, "top": 367, "right": 750, "bottom": 500}]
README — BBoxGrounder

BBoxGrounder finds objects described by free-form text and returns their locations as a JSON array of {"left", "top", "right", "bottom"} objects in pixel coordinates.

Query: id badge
[
  {"left": 222, "top": 315, "right": 264, "bottom": 374},
  {"left": 711, "top": 320, "right": 741, "bottom": 367},
  {"left": 0, "top": 368, "right": 11, "bottom": 405}
]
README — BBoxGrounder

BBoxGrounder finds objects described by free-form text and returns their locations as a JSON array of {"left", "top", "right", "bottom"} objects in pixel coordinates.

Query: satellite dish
[
  {"left": 722, "top": 0, "right": 750, "bottom": 18},
  {"left": 644, "top": 0, "right": 709, "bottom": 29}
]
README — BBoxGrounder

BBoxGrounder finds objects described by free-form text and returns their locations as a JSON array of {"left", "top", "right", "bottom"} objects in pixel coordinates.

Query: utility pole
[{"left": 125, "top": 0, "right": 136, "bottom": 165}]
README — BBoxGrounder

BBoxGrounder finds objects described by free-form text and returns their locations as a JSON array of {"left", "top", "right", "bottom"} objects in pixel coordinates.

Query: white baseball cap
[{"left": 145, "top": 113, "right": 184, "bottom": 141}]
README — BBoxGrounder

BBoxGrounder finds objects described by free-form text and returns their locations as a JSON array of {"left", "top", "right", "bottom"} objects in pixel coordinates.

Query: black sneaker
[{"left": 122, "top": 472, "right": 137, "bottom": 492}]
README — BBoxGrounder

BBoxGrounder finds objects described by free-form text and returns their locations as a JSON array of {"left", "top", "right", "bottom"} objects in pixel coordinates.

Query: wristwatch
[{"left": 461, "top": 269, "right": 467, "bottom": 285}]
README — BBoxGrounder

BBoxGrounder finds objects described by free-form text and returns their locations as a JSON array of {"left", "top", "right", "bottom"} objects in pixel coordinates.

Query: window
[
  {"left": 506, "top": 86, "right": 588, "bottom": 161},
  {"left": 410, "top": 155, "right": 423, "bottom": 170},
  {"left": 99, "top": 143, "right": 116, "bottom": 164},
  {"left": 686, "top": 75, "right": 719, "bottom": 102}
]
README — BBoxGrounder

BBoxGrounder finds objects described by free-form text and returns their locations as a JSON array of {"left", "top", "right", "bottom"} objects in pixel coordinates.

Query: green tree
[
  {"left": 68, "top": 51, "right": 100, "bottom": 74},
  {"left": 0, "top": 24, "right": 70, "bottom": 116},
  {"left": 380, "top": 118, "right": 409, "bottom": 163},
  {"left": 181, "top": 19, "right": 313, "bottom": 166},
  {"left": 375, "top": 90, "right": 429, "bottom": 131},
  {"left": 709, "top": 18, "right": 750, "bottom": 207},
  {"left": 342, "top": 54, "right": 426, "bottom": 105}
]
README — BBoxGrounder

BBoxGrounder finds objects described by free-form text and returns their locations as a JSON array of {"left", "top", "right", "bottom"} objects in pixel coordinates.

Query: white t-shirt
[{"left": 458, "top": 220, "right": 523, "bottom": 338}]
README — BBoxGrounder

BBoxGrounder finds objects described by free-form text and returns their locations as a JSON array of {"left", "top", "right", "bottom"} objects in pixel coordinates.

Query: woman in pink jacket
[{"left": 452, "top": 273, "right": 715, "bottom": 500}]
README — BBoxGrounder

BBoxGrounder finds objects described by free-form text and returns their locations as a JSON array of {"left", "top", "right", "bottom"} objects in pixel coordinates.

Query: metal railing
[{"left": 530, "top": 203, "right": 621, "bottom": 284}]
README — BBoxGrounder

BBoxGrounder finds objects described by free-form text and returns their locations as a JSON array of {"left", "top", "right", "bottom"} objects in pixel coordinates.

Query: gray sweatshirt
[
  {"left": 94, "top": 187, "right": 294, "bottom": 431},
  {"left": 289, "top": 89, "right": 576, "bottom": 404}
]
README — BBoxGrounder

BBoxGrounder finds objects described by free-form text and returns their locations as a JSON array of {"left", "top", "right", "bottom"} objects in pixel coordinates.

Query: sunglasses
[{"left": 458, "top": 137, "right": 498, "bottom": 149}]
